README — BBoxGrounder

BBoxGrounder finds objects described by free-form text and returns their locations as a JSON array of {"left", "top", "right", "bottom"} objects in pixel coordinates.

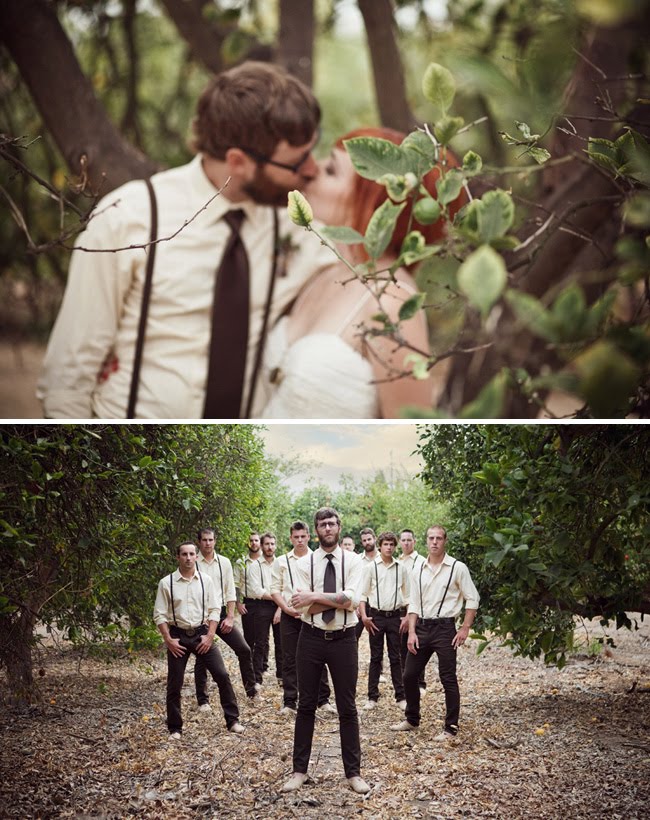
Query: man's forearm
[
  {"left": 307, "top": 591, "right": 353, "bottom": 613},
  {"left": 225, "top": 600, "right": 236, "bottom": 619}
]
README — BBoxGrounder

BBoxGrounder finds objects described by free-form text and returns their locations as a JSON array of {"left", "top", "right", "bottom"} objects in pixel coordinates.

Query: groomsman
[
  {"left": 359, "top": 532, "right": 410, "bottom": 711},
  {"left": 194, "top": 528, "right": 257, "bottom": 707},
  {"left": 394, "top": 526, "right": 479, "bottom": 741},
  {"left": 270, "top": 521, "right": 335, "bottom": 715},
  {"left": 261, "top": 532, "right": 283, "bottom": 685},
  {"left": 398, "top": 528, "right": 427, "bottom": 694},
  {"left": 282, "top": 508, "right": 370, "bottom": 795},
  {"left": 233, "top": 532, "right": 274, "bottom": 687},
  {"left": 153, "top": 542, "right": 244, "bottom": 737}
]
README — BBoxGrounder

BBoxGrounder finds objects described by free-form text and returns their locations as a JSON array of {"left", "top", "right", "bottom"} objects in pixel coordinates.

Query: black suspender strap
[
  {"left": 286, "top": 554, "right": 294, "bottom": 589},
  {"left": 342, "top": 550, "right": 347, "bottom": 627},
  {"left": 375, "top": 562, "right": 380, "bottom": 609},
  {"left": 243, "top": 208, "right": 280, "bottom": 417},
  {"left": 244, "top": 562, "right": 248, "bottom": 598},
  {"left": 310, "top": 552, "right": 314, "bottom": 625},
  {"left": 437, "top": 560, "right": 457, "bottom": 617},
  {"left": 198, "top": 569, "right": 205, "bottom": 623},
  {"left": 170, "top": 573, "right": 176, "bottom": 625},
  {"left": 394, "top": 562, "right": 399, "bottom": 611},
  {"left": 217, "top": 556, "right": 224, "bottom": 607},
  {"left": 127, "top": 178, "right": 157, "bottom": 418}
]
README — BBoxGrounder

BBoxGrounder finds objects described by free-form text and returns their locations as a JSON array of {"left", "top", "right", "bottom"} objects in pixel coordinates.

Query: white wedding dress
[{"left": 252, "top": 316, "right": 379, "bottom": 418}]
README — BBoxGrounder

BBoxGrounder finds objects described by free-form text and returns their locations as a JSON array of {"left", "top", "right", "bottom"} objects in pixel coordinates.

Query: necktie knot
[{"left": 223, "top": 209, "right": 245, "bottom": 233}]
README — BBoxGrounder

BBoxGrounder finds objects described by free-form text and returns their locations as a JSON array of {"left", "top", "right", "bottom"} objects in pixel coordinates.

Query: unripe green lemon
[{"left": 413, "top": 197, "right": 441, "bottom": 225}]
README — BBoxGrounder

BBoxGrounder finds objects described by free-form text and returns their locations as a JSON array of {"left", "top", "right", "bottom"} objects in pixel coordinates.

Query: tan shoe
[
  {"left": 318, "top": 702, "right": 337, "bottom": 714},
  {"left": 281, "top": 772, "right": 307, "bottom": 792},
  {"left": 169, "top": 731, "right": 181, "bottom": 740},
  {"left": 197, "top": 703, "right": 212, "bottom": 713},
  {"left": 391, "top": 719, "right": 418, "bottom": 731},
  {"left": 433, "top": 730, "right": 456, "bottom": 742},
  {"left": 362, "top": 700, "right": 377, "bottom": 710},
  {"left": 348, "top": 776, "right": 371, "bottom": 794},
  {"left": 280, "top": 705, "right": 296, "bottom": 715},
  {"left": 397, "top": 700, "right": 407, "bottom": 711},
  {"left": 228, "top": 721, "right": 245, "bottom": 734}
]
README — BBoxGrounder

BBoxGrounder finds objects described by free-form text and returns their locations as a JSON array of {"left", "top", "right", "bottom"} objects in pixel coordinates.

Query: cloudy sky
[{"left": 259, "top": 422, "right": 426, "bottom": 491}]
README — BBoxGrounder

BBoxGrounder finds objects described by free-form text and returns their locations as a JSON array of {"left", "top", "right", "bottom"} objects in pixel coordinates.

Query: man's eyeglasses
[
  {"left": 316, "top": 520, "right": 339, "bottom": 530},
  {"left": 240, "top": 132, "right": 320, "bottom": 174}
]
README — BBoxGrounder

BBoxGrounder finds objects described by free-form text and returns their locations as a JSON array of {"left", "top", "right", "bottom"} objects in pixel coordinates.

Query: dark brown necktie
[
  {"left": 322, "top": 554, "right": 336, "bottom": 624},
  {"left": 203, "top": 209, "right": 249, "bottom": 418}
]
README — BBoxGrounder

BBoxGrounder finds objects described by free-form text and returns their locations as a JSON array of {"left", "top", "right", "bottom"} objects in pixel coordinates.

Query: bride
[{"left": 252, "top": 127, "right": 466, "bottom": 419}]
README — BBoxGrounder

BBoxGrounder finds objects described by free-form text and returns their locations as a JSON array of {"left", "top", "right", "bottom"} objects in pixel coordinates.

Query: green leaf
[
  {"left": 623, "top": 194, "right": 650, "bottom": 228},
  {"left": 378, "top": 172, "right": 417, "bottom": 202},
  {"left": 436, "top": 169, "right": 465, "bottom": 206},
  {"left": 527, "top": 147, "right": 551, "bottom": 165},
  {"left": 551, "top": 284, "right": 587, "bottom": 340},
  {"left": 344, "top": 137, "right": 408, "bottom": 181},
  {"left": 434, "top": 115, "right": 465, "bottom": 145},
  {"left": 320, "top": 225, "right": 365, "bottom": 244},
  {"left": 287, "top": 190, "right": 313, "bottom": 226},
  {"left": 401, "top": 131, "right": 439, "bottom": 177},
  {"left": 505, "top": 289, "right": 558, "bottom": 341},
  {"left": 515, "top": 121, "right": 538, "bottom": 141},
  {"left": 462, "top": 150, "right": 483, "bottom": 176},
  {"left": 573, "top": 341, "right": 641, "bottom": 417},
  {"left": 477, "top": 189, "right": 515, "bottom": 242},
  {"left": 457, "top": 245, "right": 508, "bottom": 316},
  {"left": 404, "top": 352, "right": 429, "bottom": 379},
  {"left": 617, "top": 128, "right": 650, "bottom": 185},
  {"left": 422, "top": 62, "right": 456, "bottom": 113},
  {"left": 363, "top": 199, "right": 406, "bottom": 260},
  {"left": 460, "top": 371, "right": 509, "bottom": 418},
  {"left": 398, "top": 291, "right": 426, "bottom": 322}
]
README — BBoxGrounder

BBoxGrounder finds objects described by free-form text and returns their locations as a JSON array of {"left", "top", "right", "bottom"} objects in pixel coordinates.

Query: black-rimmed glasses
[{"left": 240, "top": 131, "right": 320, "bottom": 174}]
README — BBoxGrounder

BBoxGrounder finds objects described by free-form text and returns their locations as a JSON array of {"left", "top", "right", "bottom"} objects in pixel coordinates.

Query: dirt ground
[{"left": 0, "top": 616, "right": 648, "bottom": 819}]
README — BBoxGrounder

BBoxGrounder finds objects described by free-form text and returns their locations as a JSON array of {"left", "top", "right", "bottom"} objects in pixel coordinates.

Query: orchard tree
[
  {"left": 416, "top": 424, "right": 650, "bottom": 666},
  {"left": 0, "top": 423, "right": 272, "bottom": 700}
]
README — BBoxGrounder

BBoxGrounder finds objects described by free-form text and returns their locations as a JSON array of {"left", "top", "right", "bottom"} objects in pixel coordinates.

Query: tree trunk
[
  {"left": 2, "top": 609, "right": 38, "bottom": 703},
  {"left": 357, "top": 0, "right": 415, "bottom": 132},
  {"left": 0, "top": 0, "right": 158, "bottom": 194},
  {"left": 277, "top": 0, "right": 315, "bottom": 87},
  {"left": 445, "top": 17, "right": 650, "bottom": 416}
]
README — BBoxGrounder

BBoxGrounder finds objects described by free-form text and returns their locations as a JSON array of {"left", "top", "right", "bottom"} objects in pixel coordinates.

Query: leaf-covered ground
[{"left": 1, "top": 616, "right": 649, "bottom": 819}]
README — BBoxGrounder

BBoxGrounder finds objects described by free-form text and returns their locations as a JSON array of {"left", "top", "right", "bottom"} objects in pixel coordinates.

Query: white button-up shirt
[
  {"left": 408, "top": 553, "right": 480, "bottom": 620},
  {"left": 37, "top": 154, "right": 333, "bottom": 418},
  {"left": 233, "top": 554, "right": 269, "bottom": 600},
  {"left": 196, "top": 553, "right": 236, "bottom": 609},
  {"left": 153, "top": 568, "right": 219, "bottom": 628},
  {"left": 294, "top": 545, "right": 364, "bottom": 630},
  {"left": 399, "top": 551, "right": 426, "bottom": 576},
  {"left": 271, "top": 549, "right": 304, "bottom": 604},
  {"left": 362, "top": 555, "right": 410, "bottom": 611}
]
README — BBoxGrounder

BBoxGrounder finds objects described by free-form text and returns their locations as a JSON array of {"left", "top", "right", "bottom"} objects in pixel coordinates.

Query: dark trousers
[
  {"left": 263, "top": 619, "right": 283, "bottom": 679},
  {"left": 293, "top": 626, "right": 361, "bottom": 778},
  {"left": 166, "top": 627, "right": 239, "bottom": 733},
  {"left": 280, "top": 613, "right": 331, "bottom": 708},
  {"left": 400, "top": 630, "right": 426, "bottom": 689},
  {"left": 242, "top": 598, "right": 275, "bottom": 684},
  {"left": 194, "top": 617, "right": 256, "bottom": 700},
  {"left": 367, "top": 609, "right": 404, "bottom": 702},
  {"left": 403, "top": 620, "right": 459, "bottom": 734}
]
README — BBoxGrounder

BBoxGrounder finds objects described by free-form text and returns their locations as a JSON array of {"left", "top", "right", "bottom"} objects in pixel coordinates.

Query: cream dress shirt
[
  {"left": 153, "top": 568, "right": 219, "bottom": 629},
  {"left": 408, "top": 553, "right": 480, "bottom": 620},
  {"left": 362, "top": 555, "right": 410, "bottom": 611},
  {"left": 233, "top": 554, "right": 269, "bottom": 600},
  {"left": 294, "top": 545, "right": 364, "bottom": 631},
  {"left": 37, "top": 154, "right": 333, "bottom": 418},
  {"left": 271, "top": 549, "right": 304, "bottom": 604},
  {"left": 196, "top": 553, "right": 236, "bottom": 609}
]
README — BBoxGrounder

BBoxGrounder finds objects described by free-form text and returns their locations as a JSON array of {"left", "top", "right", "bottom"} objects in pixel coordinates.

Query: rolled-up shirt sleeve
[
  {"left": 458, "top": 564, "right": 480, "bottom": 610},
  {"left": 153, "top": 577, "right": 171, "bottom": 626}
]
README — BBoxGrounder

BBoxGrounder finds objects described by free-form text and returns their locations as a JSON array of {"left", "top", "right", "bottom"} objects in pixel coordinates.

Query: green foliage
[
  {"left": 0, "top": 424, "right": 276, "bottom": 684},
  {"left": 417, "top": 425, "right": 650, "bottom": 666}
]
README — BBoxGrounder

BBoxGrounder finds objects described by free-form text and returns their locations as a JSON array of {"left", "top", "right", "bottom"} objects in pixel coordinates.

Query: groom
[{"left": 38, "top": 60, "right": 332, "bottom": 419}]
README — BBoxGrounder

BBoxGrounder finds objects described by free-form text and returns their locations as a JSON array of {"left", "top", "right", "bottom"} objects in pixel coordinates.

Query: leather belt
[
  {"left": 368, "top": 606, "right": 406, "bottom": 618},
  {"left": 418, "top": 617, "right": 455, "bottom": 626},
  {"left": 170, "top": 624, "right": 207, "bottom": 638},
  {"left": 302, "top": 623, "right": 353, "bottom": 641}
]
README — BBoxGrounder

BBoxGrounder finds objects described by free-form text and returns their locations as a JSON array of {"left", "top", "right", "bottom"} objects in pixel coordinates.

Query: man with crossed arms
[
  {"left": 153, "top": 542, "right": 244, "bottom": 738},
  {"left": 270, "top": 520, "right": 335, "bottom": 715},
  {"left": 194, "top": 527, "right": 258, "bottom": 709},
  {"left": 393, "top": 525, "right": 479, "bottom": 741},
  {"left": 282, "top": 507, "right": 370, "bottom": 795}
]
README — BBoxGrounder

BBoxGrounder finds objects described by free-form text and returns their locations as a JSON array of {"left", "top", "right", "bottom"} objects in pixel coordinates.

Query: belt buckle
[
  {"left": 324, "top": 630, "right": 334, "bottom": 640},
  {"left": 185, "top": 628, "right": 196, "bottom": 637}
]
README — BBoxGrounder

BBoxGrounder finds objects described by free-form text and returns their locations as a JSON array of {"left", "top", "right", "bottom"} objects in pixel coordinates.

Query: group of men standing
[{"left": 153, "top": 509, "right": 479, "bottom": 795}]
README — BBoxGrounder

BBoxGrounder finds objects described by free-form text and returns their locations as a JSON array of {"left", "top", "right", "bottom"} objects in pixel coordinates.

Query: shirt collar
[
  {"left": 317, "top": 545, "right": 342, "bottom": 561},
  {"left": 173, "top": 567, "right": 200, "bottom": 581}
]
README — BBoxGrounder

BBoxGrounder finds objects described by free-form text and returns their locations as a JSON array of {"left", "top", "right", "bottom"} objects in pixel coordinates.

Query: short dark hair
[
  {"left": 176, "top": 541, "right": 196, "bottom": 556},
  {"left": 197, "top": 527, "right": 215, "bottom": 540},
  {"left": 400, "top": 528, "right": 415, "bottom": 538},
  {"left": 261, "top": 531, "right": 276, "bottom": 544},
  {"left": 378, "top": 531, "right": 398, "bottom": 547},
  {"left": 193, "top": 61, "right": 321, "bottom": 161},
  {"left": 314, "top": 507, "right": 341, "bottom": 528},
  {"left": 360, "top": 527, "right": 375, "bottom": 538},
  {"left": 290, "top": 520, "right": 309, "bottom": 534}
]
